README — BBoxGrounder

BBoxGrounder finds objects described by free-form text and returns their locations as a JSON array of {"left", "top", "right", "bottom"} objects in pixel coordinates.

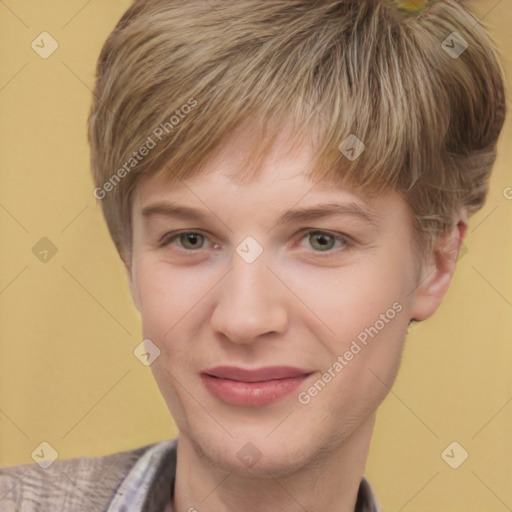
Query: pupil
[
  {"left": 186, "top": 234, "right": 199, "bottom": 246},
  {"left": 314, "top": 233, "right": 331, "bottom": 249}
]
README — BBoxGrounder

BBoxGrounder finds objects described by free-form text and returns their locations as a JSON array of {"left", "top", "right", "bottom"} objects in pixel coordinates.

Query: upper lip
[{"left": 202, "top": 366, "right": 313, "bottom": 382}]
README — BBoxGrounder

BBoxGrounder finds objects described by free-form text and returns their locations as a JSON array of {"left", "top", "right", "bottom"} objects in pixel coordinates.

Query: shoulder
[{"left": 0, "top": 442, "right": 159, "bottom": 512}]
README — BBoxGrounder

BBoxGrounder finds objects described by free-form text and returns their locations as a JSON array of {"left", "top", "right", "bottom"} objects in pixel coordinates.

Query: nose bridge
[{"left": 210, "top": 244, "right": 287, "bottom": 342}]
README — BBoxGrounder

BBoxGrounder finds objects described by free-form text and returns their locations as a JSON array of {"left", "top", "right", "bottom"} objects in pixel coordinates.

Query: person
[{"left": 0, "top": 0, "right": 506, "bottom": 510}]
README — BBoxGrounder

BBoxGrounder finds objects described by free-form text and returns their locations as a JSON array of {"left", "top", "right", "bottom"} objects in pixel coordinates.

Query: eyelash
[{"left": 159, "top": 229, "right": 354, "bottom": 256}]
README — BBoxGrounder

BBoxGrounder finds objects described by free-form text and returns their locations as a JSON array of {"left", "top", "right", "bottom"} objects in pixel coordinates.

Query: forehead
[
  {"left": 188, "top": 121, "right": 322, "bottom": 187},
  {"left": 136, "top": 122, "right": 337, "bottom": 198},
  {"left": 131, "top": 122, "right": 398, "bottom": 218}
]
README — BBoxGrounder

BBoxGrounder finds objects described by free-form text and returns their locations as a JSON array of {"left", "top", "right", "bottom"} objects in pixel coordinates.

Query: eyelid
[
  {"left": 294, "top": 228, "right": 354, "bottom": 253},
  {"left": 158, "top": 229, "right": 213, "bottom": 248},
  {"left": 296, "top": 227, "right": 354, "bottom": 244}
]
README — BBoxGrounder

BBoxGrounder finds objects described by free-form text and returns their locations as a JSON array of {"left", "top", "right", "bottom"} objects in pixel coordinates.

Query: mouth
[{"left": 200, "top": 366, "right": 315, "bottom": 406}]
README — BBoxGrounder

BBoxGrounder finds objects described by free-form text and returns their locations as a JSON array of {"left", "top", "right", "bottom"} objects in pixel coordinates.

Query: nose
[{"left": 209, "top": 249, "right": 288, "bottom": 344}]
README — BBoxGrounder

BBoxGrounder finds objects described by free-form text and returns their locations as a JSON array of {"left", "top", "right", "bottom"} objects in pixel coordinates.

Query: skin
[{"left": 127, "top": 126, "right": 467, "bottom": 512}]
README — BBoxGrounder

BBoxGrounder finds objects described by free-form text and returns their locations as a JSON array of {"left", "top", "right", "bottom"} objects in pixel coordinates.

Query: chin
[{"left": 190, "top": 428, "right": 314, "bottom": 478}]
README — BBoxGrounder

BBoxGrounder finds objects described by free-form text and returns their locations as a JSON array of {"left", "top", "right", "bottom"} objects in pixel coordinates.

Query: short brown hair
[{"left": 88, "top": 0, "right": 506, "bottom": 263}]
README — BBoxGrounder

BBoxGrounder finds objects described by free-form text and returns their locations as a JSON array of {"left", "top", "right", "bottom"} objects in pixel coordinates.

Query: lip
[
  {"left": 203, "top": 365, "right": 312, "bottom": 382},
  {"left": 201, "top": 366, "right": 314, "bottom": 406}
]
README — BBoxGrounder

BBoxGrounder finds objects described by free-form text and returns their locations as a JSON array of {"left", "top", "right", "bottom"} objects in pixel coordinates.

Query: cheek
[
  {"left": 135, "top": 259, "right": 204, "bottom": 332},
  {"left": 286, "top": 251, "right": 413, "bottom": 393},
  {"left": 283, "top": 249, "right": 414, "bottom": 335},
  {"left": 324, "top": 265, "right": 412, "bottom": 413},
  {"left": 134, "top": 259, "right": 218, "bottom": 373}
]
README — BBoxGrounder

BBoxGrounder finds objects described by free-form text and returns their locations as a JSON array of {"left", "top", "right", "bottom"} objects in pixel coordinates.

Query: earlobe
[{"left": 409, "top": 213, "right": 468, "bottom": 322}]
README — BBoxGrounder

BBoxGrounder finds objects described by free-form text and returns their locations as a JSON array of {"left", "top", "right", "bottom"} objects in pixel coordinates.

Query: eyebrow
[{"left": 141, "top": 201, "right": 379, "bottom": 228}]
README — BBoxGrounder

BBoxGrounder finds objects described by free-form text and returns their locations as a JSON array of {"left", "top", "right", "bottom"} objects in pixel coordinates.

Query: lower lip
[{"left": 201, "top": 373, "right": 312, "bottom": 406}]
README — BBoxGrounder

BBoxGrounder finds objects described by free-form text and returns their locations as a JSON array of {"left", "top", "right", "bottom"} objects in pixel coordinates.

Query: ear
[
  {"left": 409, "top": 210, "right": 468, "bottom": 322},
  {"left": 124, "top": 255, "right": 142, "bottom": 313}
]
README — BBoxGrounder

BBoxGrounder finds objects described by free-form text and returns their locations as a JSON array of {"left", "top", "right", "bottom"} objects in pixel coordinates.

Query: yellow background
[{"left": 0, "top": 1, "right": 510, "bottom": 511}]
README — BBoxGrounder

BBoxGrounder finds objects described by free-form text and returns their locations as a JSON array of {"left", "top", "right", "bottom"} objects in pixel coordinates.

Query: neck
[{"left": 172, "top": 414, "right": 376, "bottom": 512}]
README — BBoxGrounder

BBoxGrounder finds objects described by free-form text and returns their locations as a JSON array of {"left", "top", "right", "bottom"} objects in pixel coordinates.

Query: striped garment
[{"left": 0, "top": 437, "right": 382, "bottom": 511}]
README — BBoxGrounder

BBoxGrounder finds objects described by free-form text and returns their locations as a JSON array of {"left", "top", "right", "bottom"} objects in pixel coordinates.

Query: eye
[
  {"left": 161, "top": 231, "right": 212, "bottom": 251},
  {"left": 299, "top": 230, "right": 351, "bottom": 253},
  {"left": 159, "top": 229, "right": 352, "bottom": 254}
]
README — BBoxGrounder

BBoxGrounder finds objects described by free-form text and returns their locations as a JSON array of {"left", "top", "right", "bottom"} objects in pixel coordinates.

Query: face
[{"left": 127, "top": 126, "right": 438, "bottom": 476}]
